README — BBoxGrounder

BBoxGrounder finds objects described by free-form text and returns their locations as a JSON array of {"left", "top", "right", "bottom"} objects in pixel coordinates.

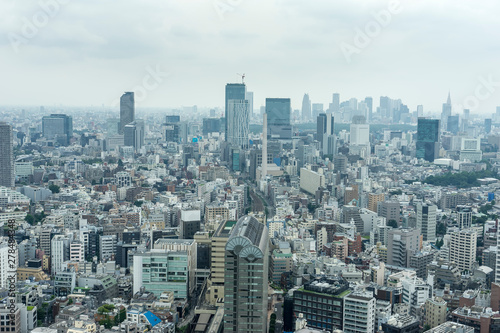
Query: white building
[
  {"left": 450, "top": 228, "right": 477, "bottom": 272},
  {"left": 0, "top": 238, "right": 18, "bottom": 288},
  {"left": 51, "top": 235, "right": 71, "bottom": 274},
  {"left": 300, "top": 166, "right": 325, "bottom": 195},
  {"left": 99, "top": 235, "right": 117, "bottom": 261},
  {"left": 343, "top": 291, "right": 376, "bottom": 333}
]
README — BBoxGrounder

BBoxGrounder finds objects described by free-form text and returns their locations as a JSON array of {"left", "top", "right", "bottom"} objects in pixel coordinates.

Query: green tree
[
  {"left": 25, "top": 214, "right": 35, "bottom": 225},
  {"left": 49, "top": 184, "right": 60, "bottom": 194},
  {"left": 387, "top": 219, "right": 398, "bottom": 228},
  {"left": 134, "top": 200, "right": 143, "bottom": 207},
  {"left": 423, "top": 324, "right": 431, "bottom": 331}
]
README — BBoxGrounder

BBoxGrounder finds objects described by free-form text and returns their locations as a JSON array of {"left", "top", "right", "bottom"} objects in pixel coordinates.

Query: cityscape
[{"left": 1, "top": 1, "right": 500, "bottom": 333}]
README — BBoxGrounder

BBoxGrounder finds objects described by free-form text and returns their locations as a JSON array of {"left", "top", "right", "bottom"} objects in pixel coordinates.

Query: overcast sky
[{"left": 1, "top": 0, "right": 500, "bottom": 115}]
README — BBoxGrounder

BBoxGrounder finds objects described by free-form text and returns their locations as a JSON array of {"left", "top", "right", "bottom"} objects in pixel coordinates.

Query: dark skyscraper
[
  {"left": 224, "top": 215, "right": 269, "bottom": 333},
  {"left": 0, "top": 122, "right": 14, "bottom": 187},
  {"left": 225, "top": 83, "right": 246, "bottom": 141},
  {"left": 317, "top": 113, "right": 334, "bottom": 151},
  {"left": 416, "top": 118, "right": 440, "bottom": 162},
  {"left": 266, "top": 98, "right": 292, "bottom": 139},
  {"left": 301, "top": 93, "right": 311, "bottom": 121},
  {"left": 119, "top": 92, "right": 135, "bottom": 135},
  {"left": 42, "top": 114, "right": 73, "bottom": 146}
]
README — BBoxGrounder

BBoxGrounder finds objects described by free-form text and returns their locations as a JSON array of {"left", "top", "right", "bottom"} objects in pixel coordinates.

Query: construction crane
[{"left": 237, "top": 73, "right": 245, "bottom": 84}]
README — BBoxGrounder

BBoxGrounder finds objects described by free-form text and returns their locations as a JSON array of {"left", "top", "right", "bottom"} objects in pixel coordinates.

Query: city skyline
[{"left": 1, "top": 1, "right": 500, "bottom": 113}]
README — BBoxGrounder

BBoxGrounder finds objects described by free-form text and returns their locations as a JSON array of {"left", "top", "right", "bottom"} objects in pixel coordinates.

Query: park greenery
[{"left": 423, "top": 169, "right": 498, "bottom": 188}]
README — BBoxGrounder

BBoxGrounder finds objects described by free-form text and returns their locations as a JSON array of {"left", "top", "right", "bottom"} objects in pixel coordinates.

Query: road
[{"left": 247, "top": 181, "right": 275, "bottom": 217}]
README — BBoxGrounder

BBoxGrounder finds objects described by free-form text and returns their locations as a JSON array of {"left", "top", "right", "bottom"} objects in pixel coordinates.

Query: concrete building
[
  {"left": 423, "top": 297, "right": 447, "bottom": 329},
  {"left": 368, "top": 193, "right": 385, "bottom": 213},
  {"left": 416, "top": 202, "right": 437, "bottom": 242},
  {"left": 343, "top": 291, "right": 376, "bottom": 333},
  {"left": 450, "top": 228, "right": 477, "bottom": 272},
  {"left": 387, "top": 228, "right": 421, "bottom": 267},
  {"left": 270, "top": 249, "right": 293, "bottom": 284},
  {"left": 456, "top": 205, "right": 472, "bottom": 229},
  {"left": 224, "top": 215, "right": 269, "bottom": 333},
  {"left": 378, "top": 201, "right": 400, "bottom": 224},
  {"left": 0, "top": 304, "right": 21, "bottom": 333},
  {"left": 133, "top": 249, "right": 190, "bottom": 299},
  {"left": 300, "top": 166, "right": 325, "bottom": 195},
  {"left": 207, "top": 219, "right": 236, "bottom": 305},
  {"left": 409, "top": 250, "right": 435, "bottom": 279}
]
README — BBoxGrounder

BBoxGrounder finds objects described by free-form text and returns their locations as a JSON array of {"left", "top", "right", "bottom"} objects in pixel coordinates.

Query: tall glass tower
[
  {"left": 225, "top": 83, "right": 246, "bottom": 140},
  {"left": 416, "top": 118, "right": 440, "bottom": 162},
  {"left": 227, "top": 100, "right": 250, "bottom": 149},
  {"left": 119, "top": 92, "right": 135, "bottom": 134},
  {"left": 266, "top": 98, "right": 292, "bottom": 139}
]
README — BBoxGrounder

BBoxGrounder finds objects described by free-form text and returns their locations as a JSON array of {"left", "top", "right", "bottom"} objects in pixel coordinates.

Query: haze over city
[{"left": 1, "top": 0, "right": 500, "bottom": 113}]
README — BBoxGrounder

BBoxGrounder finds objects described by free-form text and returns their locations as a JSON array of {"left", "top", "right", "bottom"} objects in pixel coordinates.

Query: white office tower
[
  {"left": 1, "top": 238, "right": 18, "bottom": 288},
  {"left": 450, "top": 228, "right": 477, "bottom": 272}
]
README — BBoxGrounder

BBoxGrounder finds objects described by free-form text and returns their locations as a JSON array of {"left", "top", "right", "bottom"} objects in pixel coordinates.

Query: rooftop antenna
[{"left": 237, "top": 73, "right": 245, "bottom": 84}]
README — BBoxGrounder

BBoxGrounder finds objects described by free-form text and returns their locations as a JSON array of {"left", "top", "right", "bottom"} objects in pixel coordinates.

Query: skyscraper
[
  {"left": 416, "top": 202, "right": 437, "bottom": 242},
  {"left": 317, "top": 113, "right": 334, "bottom": 153},
  {"left": 245, "top": 91, "right": 254, "bottom": 118},
  {"left": 485, "top": 118, "right": 492, "bottom": 134},
  {"left": 224, "top": 215, "right": 269, "bottom": 332},
  {"left": 225, "top": 83, "right": 246, "bottom": 140},
  {"left": 123, "top": 120, "right": 145, "bottom": 152},
  {"left": 364, "top": 96, "right": 373, "bottom": 121},
  {"left": 119, "top": 92, "right": 135, "bottom": 135},
  {"left": 350, "top": 115, "right": 370, "bottom": 145},
  {"left": 266, "top": 98, "right": 292, "bottom": 139},
  {"left": 42, "top": 114, "right": 73, "bottom": 146},
  {"left": 447, "top": 115, "right": 459, "bottom": 134},
  {"left": 330, "top": 93, "right": 340, "bottom": 113},
  {"left": 227, "top": 99, "right": 250, "bottom": 149},
  {"left": 0, "top": 122, "right": 14, "bottom": 187},
  {"left": 301, "top": 93, "right": 311, "bottom": 121},
  {"left": 441, "top": 92, "right": 452, "bottom": 130},
  {"left": 416, "top": 118, "right": 440, "bottom": 162}
]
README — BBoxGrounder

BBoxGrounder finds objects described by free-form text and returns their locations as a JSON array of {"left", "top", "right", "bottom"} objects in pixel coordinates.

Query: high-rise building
[
  {"left": 203, "top": 118, "right": 221, "bottom": 136},
  {"left": 266, "top": 98, "right": 292, "bottom": 139},
  {"left": 123, "top": 120, "right": 144, "bottom": 152},
  {"left": 119, "top": 92, "right": 135, "bottom": 135},
  {"left": 456, "top": 205, "right": 472, "bottom": 229},
  {"left": 364, "top": 97, "right": 373, "bottom": 121},
  {"left": 224, "top": 215, "right": 269, "bottom": 332},
  {"left": 0, "top": 122, "right": 14, "bottom": 187},
  {"left": 225, "top": 83, "right": 246, "bottom": 140},
  {"left": 350, "top": 115, "right": 370, "bottom": 145},
  {"left": 42, "top": 114, "right": 73, "bottom": 145},
  {"left": 246, "top": 91, "right": 254, "bottom": 118},
  {"left": 485, "top": 118, "right": 492, "bottom": 134},
  {"left": 316, "top": 113, "right": 334, "bottom": 152},
  {"left": 368, "top": 193, "right": 385, "bottom": 213},
  {"left": 343, "top": 291, "right": 376, "bottom": 333},
  {"left": 447, "top": 115, "right": 459, "bottom": 134},
  {"left": 416, "top": 203, "right": 437, "bottom": 242},
  {"left": 330, "top": 93, "right": 340, "bottom": 113},
  {"left": 450, "top": 228, "right": 477, "bottom": 272},
  {"left": 208, "top": 220, "right": 237, "bottom": 305},
  {"left": 416, "top": 118, "right": 440, "bottom": 162},
  {"left": 51, "top": 235, "right": 71, "bottom": 275},
  {"left": 441, "top": 92, "right": 452, "bottom": 130},
  {"left": 226, "top": 99, "right": 250, "bottom": 149},
  {"left": 387, "top": 228, "right": 421, "bottom": 267},
  {"left": 301, "top": 93, "right": 311, "bottom": 121}
]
